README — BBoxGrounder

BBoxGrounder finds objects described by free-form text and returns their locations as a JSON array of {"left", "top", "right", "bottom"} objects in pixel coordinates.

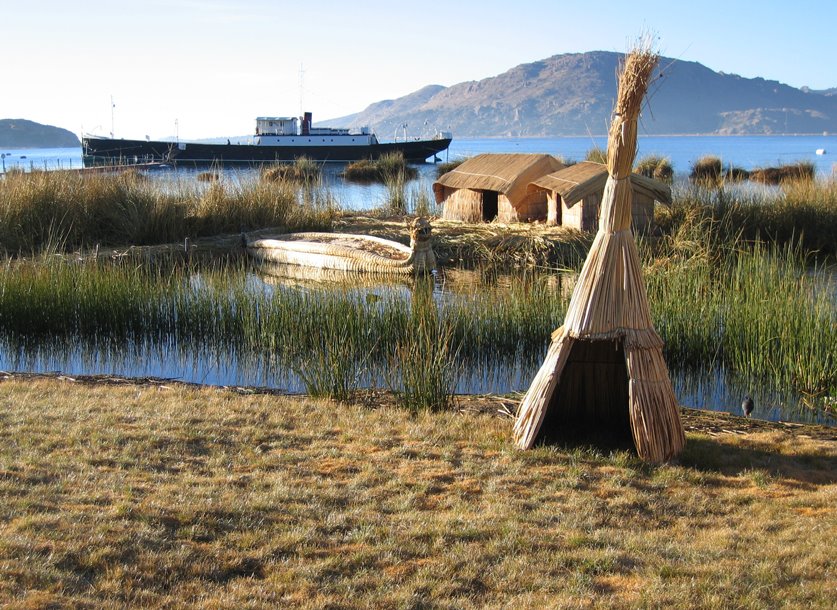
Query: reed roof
[
  {"left": 433, "top": 153, "right": 564, "bottom": 206},
  {"left": 529, "top": 161, "right": 672, "bottom": 207}
]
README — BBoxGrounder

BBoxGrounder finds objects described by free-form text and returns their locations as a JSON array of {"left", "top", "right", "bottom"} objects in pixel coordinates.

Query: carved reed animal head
[{"left": 409, "top": 217, "right": 432, "bottom": 243}]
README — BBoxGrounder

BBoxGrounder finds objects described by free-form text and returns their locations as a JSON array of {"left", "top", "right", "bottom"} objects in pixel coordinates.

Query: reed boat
[{"left": 244, "top": 218, "right": 436, "bottom": 275}]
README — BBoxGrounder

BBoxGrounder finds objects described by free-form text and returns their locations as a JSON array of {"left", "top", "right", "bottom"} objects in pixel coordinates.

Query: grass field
[{"left": 1, "top": 377, "right": 834, "bottom": 609}]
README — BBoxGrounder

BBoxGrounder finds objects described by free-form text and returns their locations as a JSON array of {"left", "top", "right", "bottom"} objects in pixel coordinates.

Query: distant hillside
[
  {"left": 319, "top": 52, "right": 837, "bottom": 137},
  {"left": 0, "top": 119, "right": 80, "bottom": 148}
]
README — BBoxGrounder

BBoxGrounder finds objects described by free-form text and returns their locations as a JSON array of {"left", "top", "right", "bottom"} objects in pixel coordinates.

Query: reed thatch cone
[{"left": 513, "top": 45, "right": 685, "bottom": 463}]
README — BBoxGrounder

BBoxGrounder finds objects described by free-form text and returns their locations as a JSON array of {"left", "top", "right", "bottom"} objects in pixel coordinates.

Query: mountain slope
[
  {"left": 319, "top": 52, "right": 837, "bottom": 137},
  {"left": 0, "top": 119, "right": 81, "bottom": 148}
]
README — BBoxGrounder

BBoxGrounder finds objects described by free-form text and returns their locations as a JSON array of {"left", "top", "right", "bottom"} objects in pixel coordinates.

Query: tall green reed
[
  {"left": 0, "top": 248, "right": 833, "bottom": 408},
  {"left": 387, "top": 280, "right": 461, "bottom": 412}
]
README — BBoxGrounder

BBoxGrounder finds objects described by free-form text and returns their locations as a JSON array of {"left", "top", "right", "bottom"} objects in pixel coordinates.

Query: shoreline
[{"left": 2, "top": 370, "right": 834, "bottom": 439}]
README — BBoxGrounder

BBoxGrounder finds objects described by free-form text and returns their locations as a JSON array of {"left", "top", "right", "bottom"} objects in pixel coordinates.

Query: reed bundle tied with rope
[{"left": 513, "top": 43, "right": 685, "bottom": 463}]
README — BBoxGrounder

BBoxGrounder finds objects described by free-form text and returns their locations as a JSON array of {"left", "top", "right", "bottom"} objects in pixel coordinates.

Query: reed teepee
[{"left": 513, "top": 45, "right": 685, "bottom": 463}]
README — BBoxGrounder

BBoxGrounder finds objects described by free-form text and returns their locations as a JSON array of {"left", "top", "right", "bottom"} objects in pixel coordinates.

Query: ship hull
[{"left": 82, "top": 136, "right": 451, "bottom": 167}]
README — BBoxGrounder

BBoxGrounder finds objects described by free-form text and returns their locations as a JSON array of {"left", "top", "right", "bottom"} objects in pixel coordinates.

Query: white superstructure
[{"left": 253, "top": 113, "right": 377, "bottom": 147}]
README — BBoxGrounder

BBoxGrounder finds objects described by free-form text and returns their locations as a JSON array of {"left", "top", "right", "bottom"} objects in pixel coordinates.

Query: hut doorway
[
  {"left": 482, "top": 190, "right": 498, "bottom": 221},
  {"left": 539, "top": 339, "right": 634, "bottom": 449}
]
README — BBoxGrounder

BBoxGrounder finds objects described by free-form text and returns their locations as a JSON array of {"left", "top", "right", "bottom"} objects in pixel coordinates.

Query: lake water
[
  {"left": 2, "top": 134, "right": 836, "bottom": 178},
  {"left": 0, "top": 265, "right": 833, "bottom": 427}
]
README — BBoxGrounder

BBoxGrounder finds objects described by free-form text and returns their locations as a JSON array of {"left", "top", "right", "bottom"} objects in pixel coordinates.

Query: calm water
[
  {"left": 0, "top": 267, "right": 833, "bottom": 427},
  {"left": 2, "top": 133, "right": 835, "bottom": 177}
]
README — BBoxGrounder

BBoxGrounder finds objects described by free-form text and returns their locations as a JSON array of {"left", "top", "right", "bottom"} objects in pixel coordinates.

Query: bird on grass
[{"left": 742, "top": 395, "right": 754, "bottom": 418}]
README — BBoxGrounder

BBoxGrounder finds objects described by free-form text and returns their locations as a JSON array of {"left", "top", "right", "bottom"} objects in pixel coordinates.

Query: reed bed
[
  {"left": 0, "top": 170, "right": 334, "bottom": 254},
  {"left": 634, "top": 154, "right": 673, "bottom": 183},
  {"left": 584, "top": 146, "right": 607, "bottom": 164},
  {"left": 260, "top": 156, "right": 322, "bottom": 183},
  {"left": 657, "top": 179, "right": 837, "bottom": 258},
  {"left": 646, "top": 241, "right": 837, "bottom": 401},
  {"left": 435, "top": 158, "right": 467, "bottom": 178},
  {"left": 0, "top": 247, "right": 833, "bottom": 410},
  {"left": 689, "top": 156, "right": 749, "bottom": 185},
  {"left": 750, "top": 161, "right": 816, "bottom": 185},
  {"left": 340, "top": 152, "right": 418, "bottom": 184}
]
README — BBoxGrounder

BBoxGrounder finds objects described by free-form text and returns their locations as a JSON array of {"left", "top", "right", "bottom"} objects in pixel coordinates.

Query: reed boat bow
[{"left": 244, "top": 218, "right": 436, "bottom": 275}]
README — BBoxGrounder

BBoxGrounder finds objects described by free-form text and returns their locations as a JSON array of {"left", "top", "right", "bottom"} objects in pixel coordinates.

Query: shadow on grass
[
  {"left": 531, "top": 425, "right": 835, "bottom": 488},
  {"left": 677, "top": 436, "right": 837, "bottom": 486}
]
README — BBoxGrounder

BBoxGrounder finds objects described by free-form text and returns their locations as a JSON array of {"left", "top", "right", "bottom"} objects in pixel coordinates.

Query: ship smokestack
[{"left": 301, "top": 112, "right": 312, "bottom": 136}]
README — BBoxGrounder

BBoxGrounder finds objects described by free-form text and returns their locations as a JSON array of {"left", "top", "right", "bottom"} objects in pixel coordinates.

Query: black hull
[{"left": 82, "top": 136, "right": 451, "bottom": 167}]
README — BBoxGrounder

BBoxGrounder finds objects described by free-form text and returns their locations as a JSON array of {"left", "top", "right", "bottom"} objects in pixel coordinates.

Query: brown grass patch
[{"left": 0, "top": 375, "right": 834, "bottom": 609}]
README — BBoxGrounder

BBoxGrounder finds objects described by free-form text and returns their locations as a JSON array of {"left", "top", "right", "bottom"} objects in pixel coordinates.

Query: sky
[{"left": 3, "top": 0, "right": 835, "bottom": 140}]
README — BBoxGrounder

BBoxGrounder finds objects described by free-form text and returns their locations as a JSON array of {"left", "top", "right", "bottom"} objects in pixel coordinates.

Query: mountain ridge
[
  {"left": 0, "top": 119, "right": 81, "bottom": 148},
  {"left": 319, "top": 51, "right": 837, "bottom": 138}
]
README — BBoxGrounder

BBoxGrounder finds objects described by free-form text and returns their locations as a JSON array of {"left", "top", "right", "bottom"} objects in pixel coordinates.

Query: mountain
[
  {"left": 319, "top": 52, "right": 837, "bottom": 137},
  {"left": 0, "top": 119, "right": 81, "bottom": 148}
]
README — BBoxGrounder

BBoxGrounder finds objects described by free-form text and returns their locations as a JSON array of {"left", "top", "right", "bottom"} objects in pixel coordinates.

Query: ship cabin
[
  {"left": 256, "top": 116, "right": 299, "bottom": 136},
  {"left": 254, "top": 112, "right": 377, "bottom": 146}
]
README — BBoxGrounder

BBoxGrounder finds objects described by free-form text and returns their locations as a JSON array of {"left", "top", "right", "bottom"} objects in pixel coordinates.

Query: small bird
[{"left": 742, "top": 395, "right": 754, "bottom": 418}]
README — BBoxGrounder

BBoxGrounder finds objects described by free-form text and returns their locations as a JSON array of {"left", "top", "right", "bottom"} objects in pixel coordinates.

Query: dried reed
[{"left": 514, "top": 42, "right": 686, "bottom": 463}]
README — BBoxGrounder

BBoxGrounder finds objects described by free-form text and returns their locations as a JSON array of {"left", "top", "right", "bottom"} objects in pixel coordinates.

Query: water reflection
[{"left": 0, "top": 262, "right": 833, "bottom": 426}]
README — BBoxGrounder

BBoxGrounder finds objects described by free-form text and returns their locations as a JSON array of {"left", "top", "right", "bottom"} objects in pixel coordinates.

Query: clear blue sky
[{"left": 2, "top": 0, "right": 834, "bottom": 140}]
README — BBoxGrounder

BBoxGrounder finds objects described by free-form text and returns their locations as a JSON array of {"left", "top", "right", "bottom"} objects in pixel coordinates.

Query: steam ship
[{"left": 82, "top": 112, "right": 452, "bottom": 167}]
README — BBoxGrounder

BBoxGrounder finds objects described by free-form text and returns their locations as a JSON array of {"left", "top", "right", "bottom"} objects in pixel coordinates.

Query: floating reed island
[
  {"left": 514, "top": 44, "right": 686, "bottom": 463},
  {"left": 340, "top": 152, "right": 418, "bottom": 183}
]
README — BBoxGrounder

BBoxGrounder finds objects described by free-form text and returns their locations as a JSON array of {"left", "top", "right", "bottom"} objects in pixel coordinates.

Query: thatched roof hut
[
  {"left": 528, "top": 161, "right": 671, "bottom": 233},
  {"left": 513, "top": 46, "right": 685, "bottom": 463},
  {"left": 433, "top": 153, "right": 565, "bottom": 223}
]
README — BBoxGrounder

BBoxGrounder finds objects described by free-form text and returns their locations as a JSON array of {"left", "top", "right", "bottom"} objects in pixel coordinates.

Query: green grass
[
  {"left": 0, "top": 377, "right": 833, "bottom": 608},
  {"left": 0, "top": 243, "right": 834, "bottom": 409}
]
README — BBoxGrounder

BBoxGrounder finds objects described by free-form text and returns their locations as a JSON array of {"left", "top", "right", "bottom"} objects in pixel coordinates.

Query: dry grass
[
  {"left": 0, "top": 376, "right": 834, "bottom": 609},
  {"left": 333, "top": 214, "right": 592, "bottom": 269}
]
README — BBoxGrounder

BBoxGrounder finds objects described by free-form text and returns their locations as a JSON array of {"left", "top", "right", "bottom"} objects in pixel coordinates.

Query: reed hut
[
  {"left": 433, "top": 154, "right": 564, "bottom": 223},
  {"left": 528, "top": 161, "right": 671, "bottom": 233},
  {"left": 513, "top": 46, "right": 685, "bottom": 463}
]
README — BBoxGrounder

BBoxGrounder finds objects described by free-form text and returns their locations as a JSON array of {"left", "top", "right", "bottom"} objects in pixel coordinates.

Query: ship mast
[{"left": 298, "top": 63, "right": 305, "bottom": 116}]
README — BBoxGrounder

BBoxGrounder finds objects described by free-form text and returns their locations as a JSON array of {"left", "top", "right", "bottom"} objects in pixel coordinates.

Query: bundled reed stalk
[{"left": 513, "top": 43, "right": 685, "bottom": 463}]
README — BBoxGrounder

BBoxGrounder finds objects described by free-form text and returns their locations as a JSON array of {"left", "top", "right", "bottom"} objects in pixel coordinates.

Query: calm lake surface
[
  {"left": 3, "top": 133, "right": 836, "bottom": 177},
  {"left": 1, "top": 136, "right": 835, "bottom": 425}
]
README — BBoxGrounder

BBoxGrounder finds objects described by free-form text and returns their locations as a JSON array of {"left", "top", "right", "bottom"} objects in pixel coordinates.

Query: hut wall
[
  {"left": 631, "top": 193, "right": 655, "bottom": 234},
  {"left": 514, "top": 190, "right": 548, "bottom": 222},
  {"left": 546, "top": 193, "right": 560, "bottom": 226},
  {"left": 562, "top": 193, "right": 601, "bottom": 232},
  {"left": 497, "top": 195, "right": 518, "bottom": 223},
  {"left": 441, "top": 188, "right": 483, "bottom": 223}
]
